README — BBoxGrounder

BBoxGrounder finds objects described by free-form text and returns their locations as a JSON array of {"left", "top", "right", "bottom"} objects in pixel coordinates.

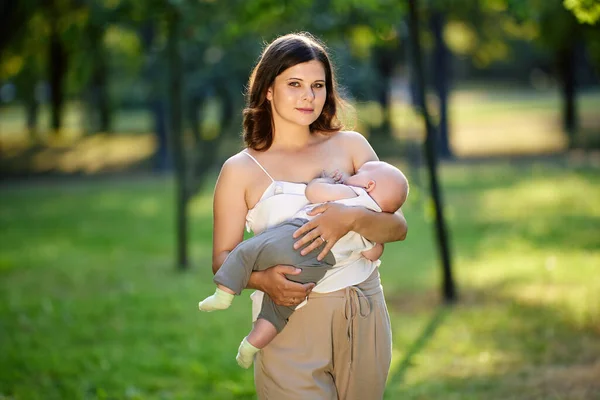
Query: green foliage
[
  {"left": 564, "top": 0, "right": 600, "bottom": 25},
  {"left": 1, "top": 162, "right": 599, "bottom": 398}
]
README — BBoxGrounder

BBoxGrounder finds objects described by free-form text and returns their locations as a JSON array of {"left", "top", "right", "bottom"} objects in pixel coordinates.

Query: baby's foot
[
  {"left": 236, "top": 337, "right": 260, "bottom": 369},
  {"left": 198, "top": 288, "right": 234, "bottom": 311}
]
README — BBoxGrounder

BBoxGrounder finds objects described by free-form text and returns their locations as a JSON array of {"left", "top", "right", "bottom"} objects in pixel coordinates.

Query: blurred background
[{"left": 1, "top": 0, "right": 599, "bottom": 399}]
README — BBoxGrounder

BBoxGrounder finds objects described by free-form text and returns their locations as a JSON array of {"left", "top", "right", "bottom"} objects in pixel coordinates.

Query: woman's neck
[{"left": 271, "top": 123, "right": 312, "bottom": 151}]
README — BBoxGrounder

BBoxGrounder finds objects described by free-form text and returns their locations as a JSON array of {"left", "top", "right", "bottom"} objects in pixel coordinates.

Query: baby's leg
[
  {"left": 202, "top": 220, "right": 326, "bottom": 313},
  {"left": 198, "top": 284, "right": 235, "bottom": 312},
  {"left": 200, "top": 233, "right": 267, "bottom": 311},
  {"left": 236, "top": 319, "right": 278, "bottom": 369},
  {"left": 247, "top": 318, "right": 278, "bottom": 348}
]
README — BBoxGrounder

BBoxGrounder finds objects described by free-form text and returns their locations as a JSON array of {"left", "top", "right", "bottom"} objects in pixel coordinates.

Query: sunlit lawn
[
  {"left": 386, "top": 86, "right": 600, "bottom": 157},
  {"left": 1, "top": 160, "right": 599, "bottom": 399},
  {"left": 1, "top": 87, "right": 599, "bottom": 175}
]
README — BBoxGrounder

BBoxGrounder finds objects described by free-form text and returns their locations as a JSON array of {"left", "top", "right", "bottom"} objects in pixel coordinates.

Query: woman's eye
[
  {"left": 289, "top": 82, "right": 300, "bottom": 87},
  {"left": 313, "top": 83, "right": 324, "bottom": 89}
]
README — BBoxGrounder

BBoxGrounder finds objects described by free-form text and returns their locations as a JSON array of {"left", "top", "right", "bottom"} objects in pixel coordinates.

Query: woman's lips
[{"left": 296, "top": 108, "right": 314, "bottom": 114}]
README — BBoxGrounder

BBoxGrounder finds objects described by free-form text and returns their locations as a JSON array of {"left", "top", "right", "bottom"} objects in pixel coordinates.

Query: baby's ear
[{"left": 365, "top": 180, "right": 376, "bottom": 192}]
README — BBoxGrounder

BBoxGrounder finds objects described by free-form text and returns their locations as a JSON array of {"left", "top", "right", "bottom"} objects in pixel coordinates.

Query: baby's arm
[
  {"left": 305, "top": 177, "right": 357, "bottom": 204},
  {"left": 361, "top": 243, "right": 384, "bottom": 261}
]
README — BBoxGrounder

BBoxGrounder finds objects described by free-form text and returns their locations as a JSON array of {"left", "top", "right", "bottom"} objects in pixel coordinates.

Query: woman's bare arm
[
  {"left": 293, "top": 131, "right": 408, "bottom": 260},
  {"left": 212, "top": 153, "right": 313, "bottom": 306},
  {"left": 212, "top": 155, "right": 250, "bottom": 274},
  {"left": 293, "top": 203, "right": 407, "bottom": 260}
]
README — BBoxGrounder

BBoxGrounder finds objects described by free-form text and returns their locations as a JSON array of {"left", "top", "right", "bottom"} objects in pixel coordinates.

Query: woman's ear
[
  {"left": 365, "top": 180, "right": 376, "bottom": 192},
  {"left": 266, "top": 88, "right": 273, "bottom": 102}
]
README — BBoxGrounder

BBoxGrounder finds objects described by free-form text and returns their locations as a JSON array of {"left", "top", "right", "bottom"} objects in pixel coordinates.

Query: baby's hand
[{"left": 323, "top": 169, "right": 348, "bottom": 184}]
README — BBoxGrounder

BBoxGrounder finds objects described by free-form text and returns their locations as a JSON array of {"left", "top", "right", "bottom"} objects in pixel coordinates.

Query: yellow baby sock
[
  {"left": 236, "top": 337, "right": 260, "bottom": 369},
  {"left": 198, "top": 288, "right": 234, "bottom": 311}
]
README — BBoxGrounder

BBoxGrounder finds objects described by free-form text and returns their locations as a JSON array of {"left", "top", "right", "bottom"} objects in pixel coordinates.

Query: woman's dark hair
[{"left": 243, "top": 32, "right": 347, "bottom": 151}]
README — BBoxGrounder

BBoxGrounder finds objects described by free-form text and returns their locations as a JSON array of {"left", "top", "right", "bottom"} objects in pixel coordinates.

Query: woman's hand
[
  {"left": 257, "top": 265, "right": 315, "bottom": 307},
  {"left": 292, "top": 203, "right": 356, "bottom": 261}
]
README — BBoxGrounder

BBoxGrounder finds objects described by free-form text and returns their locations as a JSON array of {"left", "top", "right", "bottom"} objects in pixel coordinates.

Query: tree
[
  {"left": 564, "top": 0, "right": 600, "bottom": 25},
  {"left": 0, "top": 10, "right": 46, "bottom": 141},
  {"left": 46, "top": 0, "right": 71, "bottom": 135},
  {"left": 506, "top": 0, "right": 600, "bottom": 148},
  {"left": 85, "top": 0, "right": 113, "bottom": 133},
  {"left": 408, "top": 0, "right": 456, "bottom": 303},
  {"left": 166, "top": 4, "right": 187, "bottom": 269},
  {"left": 430, "top": 10, "right": 452, "bottom": 159},
  {"left": 156, "top": 0, "right": 412, "bottom": 269}
]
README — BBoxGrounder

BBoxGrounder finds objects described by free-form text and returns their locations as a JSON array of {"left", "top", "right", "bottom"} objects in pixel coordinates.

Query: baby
[{"left": 199, "top": 161, "right": 408, "bottom": 368}]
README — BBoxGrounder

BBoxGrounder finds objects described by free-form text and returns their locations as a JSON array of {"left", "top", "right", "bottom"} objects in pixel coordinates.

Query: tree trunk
[
  {"left": 188, "top": 94, "right": 204, "bottom": 143},
  {"left": 373, "top": 47, "right": 394, "bottom": 139},
  {"left": 167, "top": 10, "right": 188, "bottom": 270},
  {"left": 88, "top": 23, "right": 111, "bottom": 133},
  {"left": 152, "top": 100, "right": 170, "bottom": 171},
  {"left": 557, "top": 45, "right": 577, "bottom": 149},
  {"left": 187, "top": 84, "right": 236, "bottom": 195},
  {"left": 21, "top": 66, "right": 39, "bottom": 142},
  {"left": 0, "top": 2, "right": 27, "bottom": 56},
  {"left": 48, "top": 18, "right": 68, "bottom": 134},
  {"left": 139, "top": 22, "right": 171, "bottom": 171},
  {"left": 408, "top": 0, "right": 456, "bottom": 303},
  {"left": 430, "top": 10, "right": 452, "bottom": 159},
  {"left": 26, "top": 96, "right": 39, "bottom": 141}
]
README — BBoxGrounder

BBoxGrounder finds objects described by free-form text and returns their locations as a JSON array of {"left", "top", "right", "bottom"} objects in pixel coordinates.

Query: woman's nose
[{"left": 303, "top": 87, "right": 315, "bottom": 101}]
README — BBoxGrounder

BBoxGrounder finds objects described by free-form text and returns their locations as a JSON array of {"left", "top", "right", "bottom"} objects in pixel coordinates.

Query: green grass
[{"left": 1, "top": 161, "right": 599, "bottom": 399}]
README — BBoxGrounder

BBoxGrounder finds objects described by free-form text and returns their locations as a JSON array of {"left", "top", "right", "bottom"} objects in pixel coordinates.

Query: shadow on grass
[
  {"left": 394, "top": 362, "right": 600, "bottom": 400},
  {"left": 437, "top": 164, "right": 600, "bottom": 268},
  {"left": 385, "top": 279, "right": 600, "bottom": 399},
  {"left": 387, "top": 305, "right": 452, "bottom": 387}
]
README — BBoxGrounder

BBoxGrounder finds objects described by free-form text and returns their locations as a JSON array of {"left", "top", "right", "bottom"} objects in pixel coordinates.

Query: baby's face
[
  {"left": 344, "top": 163, "right": 377, "bottom": 189},
  {"left": 346, "top": 161, "right": 406, "bottom": 213}
]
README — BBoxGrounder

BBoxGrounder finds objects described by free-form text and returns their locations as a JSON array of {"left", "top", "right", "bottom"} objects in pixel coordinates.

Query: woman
[{"left": 212, "top": 32, "right": 408, "bottom": 399}]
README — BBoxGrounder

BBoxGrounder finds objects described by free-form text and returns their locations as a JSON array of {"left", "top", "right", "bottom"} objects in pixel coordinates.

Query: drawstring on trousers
[{"left": 343, "top": 285, "right": 372, "bottom": 364}]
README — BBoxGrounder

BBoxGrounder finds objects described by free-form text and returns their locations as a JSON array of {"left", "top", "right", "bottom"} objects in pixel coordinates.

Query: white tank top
[
  {"left": 293, "top": 185, "right": 380, "bottom": 264},
  {"left": 242, "top": 151, "right": 380, "bottom": 307}
]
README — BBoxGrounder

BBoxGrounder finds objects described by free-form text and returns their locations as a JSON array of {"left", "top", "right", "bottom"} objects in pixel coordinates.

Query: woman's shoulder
[
  {"left": 328, "top": 130, "right": 371, "bottom": 146},
  {"left": 219, "top": 150, "right": 256, "bottom": 179},
  {"left": 328, "top": 130, "right": 377, "bottom": 159},
  {"left": 223, "top": 149, "right": 252, "bottom": 166},
  {"left": 329, "top": 130, "right": 366, "bottom": 139}
]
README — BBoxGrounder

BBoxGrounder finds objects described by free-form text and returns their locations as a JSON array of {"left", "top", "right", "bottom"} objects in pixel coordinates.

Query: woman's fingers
[
  {"left": 293, "top": 224, "right": 319, "bottom": 250},
  {"left": 299, "top": 234, "right": 326, "bottom": 256},
  {"left": 273, "top": 265, "right": 301, "bottom": 276},
  {"left": 303, "top": 282, "right": 316, "bottom": 295},
  {"left": 317, "top": 240, "right": 335, "bottom": 262},
  {"left": 293, "top": 226, "right": 338, "bottom": 260},
  {"left": 281, "top": 281, "right": 313, "bottom": 306},
  {"left": 292, "top": 220, "right": 317, "bottom": 242},
  {"left": 292, "top": 204, "right": 328, "bottom": 241},
  {"left": 307, "top": 203, "right": 328, "bottom": 216},
  {"left": 293, "top": 203, "right": 352, "bottom": 259},
  {"left": 291, "top": 283, "right": 315, "bottom": 306},
  {"left": 267, "top": 265, "right": 314, "bottom": 306}
]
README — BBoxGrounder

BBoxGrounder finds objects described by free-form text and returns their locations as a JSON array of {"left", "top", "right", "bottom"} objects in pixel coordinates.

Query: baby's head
[{"left": 344, "top": 161, "right": 408, "bottom": 213}]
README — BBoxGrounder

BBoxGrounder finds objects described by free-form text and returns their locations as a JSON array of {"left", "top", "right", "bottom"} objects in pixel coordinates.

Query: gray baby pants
[{"left": 213, "top": 218, "right": 336, "bottom": 332}]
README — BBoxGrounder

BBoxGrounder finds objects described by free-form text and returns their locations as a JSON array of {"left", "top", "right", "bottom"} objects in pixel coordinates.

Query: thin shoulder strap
[{"left": 243, "top": 151, "right": 275, "bottom": 182}]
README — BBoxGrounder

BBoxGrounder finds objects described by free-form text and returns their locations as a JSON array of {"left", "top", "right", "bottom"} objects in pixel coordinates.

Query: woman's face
[{"left": 266, "top": 60, "right": 327, "bottom": 129}]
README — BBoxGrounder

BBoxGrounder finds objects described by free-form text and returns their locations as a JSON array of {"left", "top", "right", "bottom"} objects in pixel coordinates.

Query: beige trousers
[{"left": 254, "top": 269, "right": 392, "bottom": 400}]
